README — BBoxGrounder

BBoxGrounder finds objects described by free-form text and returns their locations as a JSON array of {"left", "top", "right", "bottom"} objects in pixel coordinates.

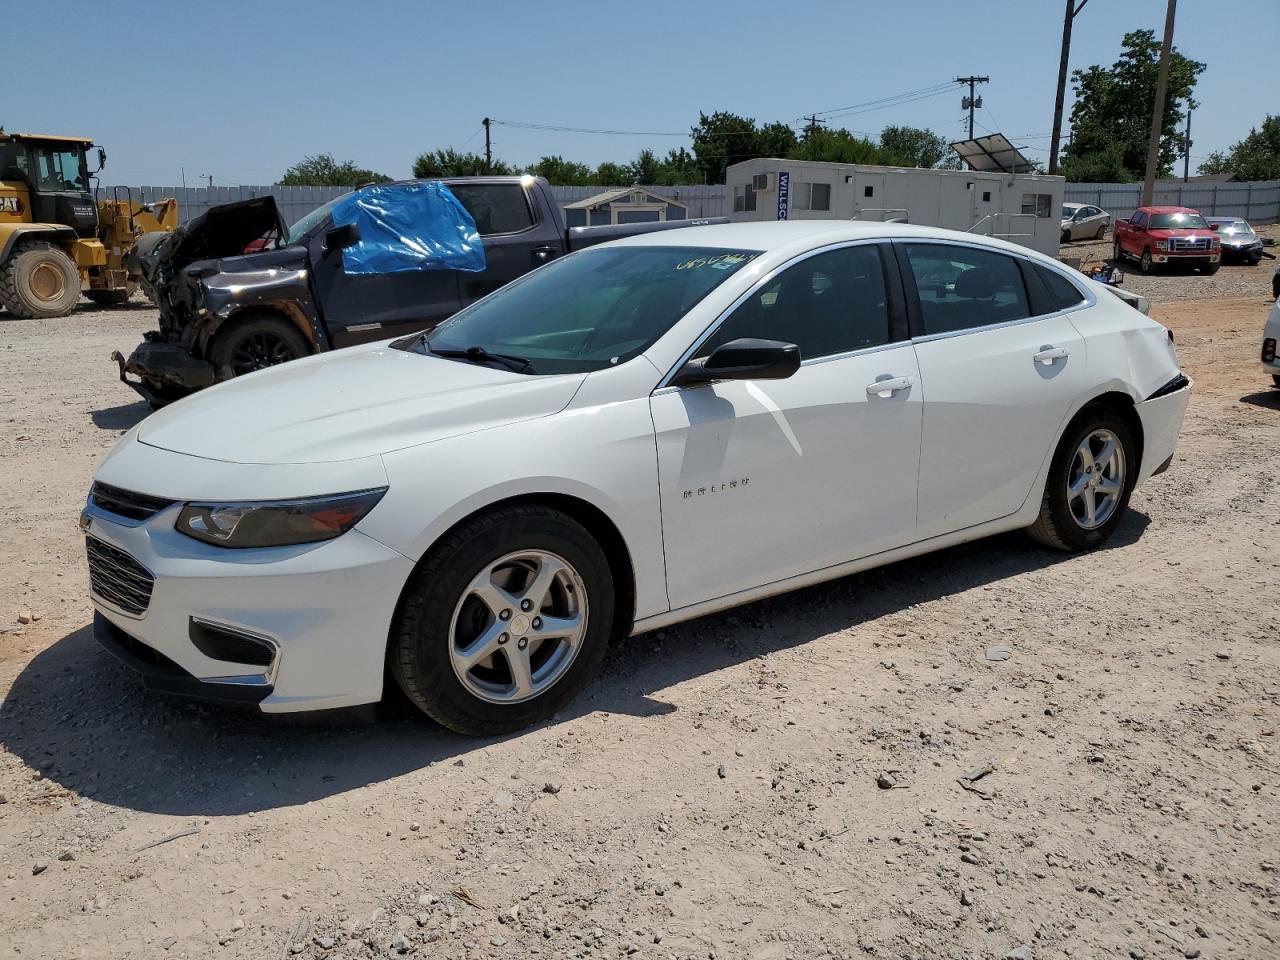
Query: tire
[
  {"left": 1139, "top": 249, "right": 1155, "bottom": 274},
  {"left": 1202, "top": 263, "right": 1220, "bottom": 276},
  {"left": 0, "top": 241, "right": 81, "bottom": 319},
  {"left": 1095, "top": 224, "right": 1107, "bottom": 240},
  {"left": 1273, "top": 375, "right": 1280, "bottom": 389},
  {"left": 85, "top": 281, "right": 138, "bottom": 306},
  {"left": 1112, "top": 241, "right": 1124, "bottom": 263},
  {"left": 1061, "top": 229, "right": 1071, "bottom": 245},
  {"left": 390, "top": 504, "right": 615, "bottom": 736},
  {"left": 1028, "top": 407, "right": 1137, "bottom": 552},
  {"left": 1247, "top": 254, "right": 1261, "bottom": 267},
  {"left": 207, "top": 312, "right": 310, "bottom": 378}
]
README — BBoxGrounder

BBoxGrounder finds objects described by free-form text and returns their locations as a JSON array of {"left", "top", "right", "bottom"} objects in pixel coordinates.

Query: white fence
[
  {"left": 101, "top": 178, "right": 1278, "bottom": 229},
  {"left": 1063, "top": 180, "right": 1280, "bottom": 224}
]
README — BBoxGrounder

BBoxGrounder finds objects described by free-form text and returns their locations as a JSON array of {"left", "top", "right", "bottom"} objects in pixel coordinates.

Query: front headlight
[
  {"left": 1156, "top": 240, "right": 1170, "bottom": 251},
  {"left": 176, "top": 488, "right": 387, "bottom": 548}
]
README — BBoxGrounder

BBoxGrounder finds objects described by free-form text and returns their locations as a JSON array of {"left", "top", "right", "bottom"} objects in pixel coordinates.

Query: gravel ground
[
  {"left": 1, "top": 291, "right": 1279, "bottom": 960},
  {"left": 1060, "top": 221, "right": 1280, "bottom": 305}
]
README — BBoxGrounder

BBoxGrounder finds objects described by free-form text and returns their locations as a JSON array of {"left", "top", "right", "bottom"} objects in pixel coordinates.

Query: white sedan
[{"left": 84, "top": 222, "right": 1191, "bottom": 735}]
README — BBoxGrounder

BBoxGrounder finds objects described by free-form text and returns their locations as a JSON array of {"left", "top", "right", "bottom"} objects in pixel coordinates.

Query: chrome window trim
[
  {"left": 893, "top": 237, "right": 1096, "bottom": 344},
  {"left": 655, "top": 237, "right": 895, "bottom": 390}
]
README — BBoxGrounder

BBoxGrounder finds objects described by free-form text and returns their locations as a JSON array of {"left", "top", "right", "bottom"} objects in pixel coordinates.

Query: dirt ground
[{"left": 1, "top": 268, "right": 1278, "bottom": 959}]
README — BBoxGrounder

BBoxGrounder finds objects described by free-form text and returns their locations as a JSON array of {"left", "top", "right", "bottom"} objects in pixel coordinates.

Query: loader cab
[{"left": 0, "top": 134, "right": 99, "bottom": 237}]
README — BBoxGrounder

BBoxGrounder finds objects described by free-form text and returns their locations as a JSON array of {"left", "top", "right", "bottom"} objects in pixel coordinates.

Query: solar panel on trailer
[{"left": 949, "top": 134, "right": 1034, "bottom": 174}]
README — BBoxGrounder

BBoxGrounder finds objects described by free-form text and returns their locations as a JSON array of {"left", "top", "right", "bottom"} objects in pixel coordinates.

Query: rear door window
[
  {"left": 448, "top": 183, "right": 535, "bottom": 235},
  {"left": 903, "top": 244, "right": 1031, "bottom": 336}
]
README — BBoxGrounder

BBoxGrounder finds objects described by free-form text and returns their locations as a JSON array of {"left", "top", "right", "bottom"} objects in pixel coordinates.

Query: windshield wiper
[{"left": 428, "top": 343, "right": 534, "bottom": 374}]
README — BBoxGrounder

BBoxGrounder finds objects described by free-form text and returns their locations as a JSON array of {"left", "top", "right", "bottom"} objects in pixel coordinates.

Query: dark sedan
[{"left": 1207, "top": 218, "right": 1264, "bottom": 265}]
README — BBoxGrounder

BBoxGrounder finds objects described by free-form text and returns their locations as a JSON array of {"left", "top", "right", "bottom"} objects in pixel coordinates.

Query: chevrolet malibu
[{"left": 84, "top": 222, "right": 1192, "bottom": 735}]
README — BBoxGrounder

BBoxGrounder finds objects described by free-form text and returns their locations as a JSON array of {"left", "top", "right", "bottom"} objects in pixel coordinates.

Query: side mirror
[
  {"left": 92, "top": 147, "right": 107, "bottom": 174},
  {"left": 323, "top": 222, "right": 361, "bottom": 254},
  {"left": 672, "top": 337, "right": 801, "bottom": 387},
  {"left": 1209, "top": 223, "right": 1221, "bottom": 231}
]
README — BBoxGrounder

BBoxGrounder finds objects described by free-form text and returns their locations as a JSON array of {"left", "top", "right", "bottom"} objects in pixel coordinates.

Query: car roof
[
  {"left": 1062, "top": 202, "right": 1086, "bottom": 208},
  {"left": 1139, "top": 205, "right": 1200, "bottom": 214},
  {"left": 1207, "top": 216, "right": 1244, "bottom": 223},
  {"left": 606, "top": 219, "right": 1048, "bottom": 258}
]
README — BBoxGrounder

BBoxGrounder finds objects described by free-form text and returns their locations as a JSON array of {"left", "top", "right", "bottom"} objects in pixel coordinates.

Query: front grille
[
  {"left": 1169, "top": 237, "right": 1210, "bottom": 252},
  {"left": 90, "top": 482, "right": 175, "bottom": 523},
  {"left": 86, "top": 537, "right": 155, "bottom": 616}
]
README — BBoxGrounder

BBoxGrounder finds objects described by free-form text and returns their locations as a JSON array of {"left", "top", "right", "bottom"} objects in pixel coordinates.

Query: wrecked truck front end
[{"left": 113, "top": 196, "right": 322, "bottom": 404}]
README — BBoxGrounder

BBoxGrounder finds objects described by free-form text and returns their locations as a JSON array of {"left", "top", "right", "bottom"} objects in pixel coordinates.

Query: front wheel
[
  {"left": 1028, "top": 410, "right": 1137, "bottom": 552},
  {"left": 1202, "top": 263, "right": 1220, "bottom": 276},
  {"left": 390, "top": 504, "right": 615, "bottom": 735},
  {"left": 1139, "top": 250, "right": 1155, "bottom": 274},
  {"left": 1112, "top": 241, "right": 1124, "bottom": 263},
  {"left": 0, "top": 241, "right": 81, "bottom": 318},
  {"left": 208, "top": 313, "right": 310, "bottom": 379}
]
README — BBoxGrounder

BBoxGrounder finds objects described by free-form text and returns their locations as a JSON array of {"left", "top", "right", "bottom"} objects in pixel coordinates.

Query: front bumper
[
  {"left": 1150, "top": 252, "right": 1219, "bottom": 265},
  {"left": 110, "top": 341, "right": 215, "bottom": 405},
  {"left": 84, "top": 496, "right": 416, "bottom": 714}
]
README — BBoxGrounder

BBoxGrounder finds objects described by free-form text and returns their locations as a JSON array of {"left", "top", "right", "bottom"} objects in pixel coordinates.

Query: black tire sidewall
[
  {"left": 1044, "top": 411, "right": 1137, "bottom": 551},
  {"left": 209, "top": 313, "right": 309, "bottom": 377},
  {"left": 1140, "top": 250, "right": 1154, "bottom": 274},
  {"left": 393, "top": 508, "right": 614, "bottom": 735}
]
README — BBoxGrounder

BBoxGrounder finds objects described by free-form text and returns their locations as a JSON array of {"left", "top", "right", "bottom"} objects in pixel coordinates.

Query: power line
[
  {"left": 803, "top": 81, "right": 962, "bottom": 123},
  {"left": 491, "top": 119, "right": 689, "bottom": 137}
]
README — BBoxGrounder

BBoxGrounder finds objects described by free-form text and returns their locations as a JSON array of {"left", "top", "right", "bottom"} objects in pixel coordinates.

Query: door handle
[
  {"left": 1034, "top": 346, "right": 1069, "bottom": 365},
  {"left": 532, "top": 245, "right": 557, "bottom": 262},
  {"left": 866, "top": 375, "right": 914, "bottom": 398}
]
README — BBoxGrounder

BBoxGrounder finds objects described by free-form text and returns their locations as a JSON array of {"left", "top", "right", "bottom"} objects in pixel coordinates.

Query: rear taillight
[{"left": 1264, "top": 338, "right": 1277, "bottom": 363}]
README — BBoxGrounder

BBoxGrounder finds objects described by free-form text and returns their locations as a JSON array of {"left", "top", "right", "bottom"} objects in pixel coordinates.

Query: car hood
[{"left": 137, "top": 342, "right": 586, "bottom": 465}]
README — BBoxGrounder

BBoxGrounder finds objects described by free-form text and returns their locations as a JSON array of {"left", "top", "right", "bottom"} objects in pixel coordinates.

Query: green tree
[
  {"left": 756, "top": 121, "right": 799, "bottom": 160},
  {"left": 278, "top": 153, "right": 391, "bottom": 186},
  {"left": 790, "top": 126, "right": 885, "bottom": 165},
  {"left": 412, "top": 148, "right": 513, "bottom": 178},
  {"left": 1198, "top": 115, "right": 1280, "bottom": 181},
  {"left": 1061, "top": 28, "right": 1205, "bottom": 182},
  {"left": 690, "top": 111, "right": 761, "bottom": 184},
  {"left": 594, "top": 161, "right": 629, "bottom": 186},
  {"left": 529, "top": 154, "right": 596, "bottom": 185},
  {"left": 878, "top": 125, "right": 959, "bottom": 169},
  {"left": 653, "top": 147, "right": 701, "bottom": 185},
  {"left": 626, "top": 148, "right": 662, "bottom": 185}
]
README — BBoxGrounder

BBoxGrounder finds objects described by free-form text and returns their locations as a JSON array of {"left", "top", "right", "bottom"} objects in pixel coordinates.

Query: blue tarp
[{"left": 331, "top": 182, "right": 486, "bottom": 275}]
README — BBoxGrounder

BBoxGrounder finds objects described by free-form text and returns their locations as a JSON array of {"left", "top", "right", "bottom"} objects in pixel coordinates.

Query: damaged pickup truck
[{"left": 114, "top": 176, "right": 724, "bottom": 404}]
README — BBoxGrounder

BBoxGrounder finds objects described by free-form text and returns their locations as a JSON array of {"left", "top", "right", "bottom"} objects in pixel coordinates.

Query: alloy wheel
[
  {"left": 448, "top": 550, "right": 588, "bottom": 704},
  {"left": 229, "top": 331, "right": 297, "bottom": 374},
  {"left": 1067, "top": 428, "right": 1126, "bottom": 530}
]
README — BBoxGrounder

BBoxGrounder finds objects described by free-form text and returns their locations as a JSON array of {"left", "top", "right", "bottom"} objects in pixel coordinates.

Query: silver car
[
  {"left": 1061, "top": 203, "right": 1111, "bottom": 242},
  {"left": 1207, "top": 217, "right": 1264, "bottom": 265}
]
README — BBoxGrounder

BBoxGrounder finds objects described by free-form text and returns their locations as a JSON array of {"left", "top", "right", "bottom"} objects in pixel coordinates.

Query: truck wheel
[
  {"left": 0, "top": 242, "right": 82, "bottom": 319},
  {"left": 1112, "top": 241, "right": 1124, "bottom": 263},
  {"left": 85, "top": 282, "right": 138, "bottom": 306},
  {"left": 208, "top": 313, "right": 311, "bottom": 379},
  {"left": 1202, "top": 264, "right": 1220, "bottom": 276},
  {"left": 390, "top": 504, "right": 614, "bottom": 736},
  {"left": 1139, "top": 249, "right": 1155, "bottom": 274}
]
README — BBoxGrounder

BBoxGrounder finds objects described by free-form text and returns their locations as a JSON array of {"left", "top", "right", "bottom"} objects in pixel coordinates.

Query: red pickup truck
[{"left": 1113, "top": 205, "right": 1221, "bottom": 275}]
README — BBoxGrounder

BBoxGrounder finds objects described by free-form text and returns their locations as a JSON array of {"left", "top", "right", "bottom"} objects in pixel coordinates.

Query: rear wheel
[
  {"left": 85, "top": 281, "right": 138, "bottom": 306},
  {"left": 390, "top": 504, "right": 614, "bottom": 736},
  {"left": 208, "top": 313, "right": 310, "bottom": 378},
  {"left": 1095, "top": 223, "right": 1106, "bottom": 240},
  {"left": 1028, "top": 409, "right": 1137, "bottom": 552},
  {"left": 0, "top": 241, "right": 81, "bottom": 318}
]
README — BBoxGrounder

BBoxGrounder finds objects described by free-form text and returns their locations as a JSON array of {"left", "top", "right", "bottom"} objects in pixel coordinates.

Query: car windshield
[
  {"left": 286, "top": 196, "right": 344, "bottom": 244},
  {"left": 1062, "top": 206, "right": 1078, "bottom": 219},
  {"left": 1213, "top": 220, "right": 1254, "bottom": 236},
  {"left": 412, "top": 245, "right": 761, "bottom": 375},
  {"left": 1149, "top": 212, "right": 1208, "bottom": 230}
]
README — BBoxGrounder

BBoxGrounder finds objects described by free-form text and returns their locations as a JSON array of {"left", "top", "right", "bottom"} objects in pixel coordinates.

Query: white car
[
  {"left": 84, "top": 222, "right": 1191, "bottom": 735},
  {"left": 1061, "top": 202, "right": 1110, "bottom": 243},
  {"left": 1263, "top": 301, "right": 1280, "bottom": 387}
]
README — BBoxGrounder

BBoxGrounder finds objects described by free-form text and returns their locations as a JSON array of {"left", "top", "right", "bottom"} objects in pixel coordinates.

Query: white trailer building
[{"left": 726, "top": 158, "right": 1066, "bottom": 257}]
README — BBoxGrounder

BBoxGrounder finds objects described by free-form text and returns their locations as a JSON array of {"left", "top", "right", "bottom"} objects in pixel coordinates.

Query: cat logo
[{"left": 0, "top": 196, "right": 23, "bottom": 215}]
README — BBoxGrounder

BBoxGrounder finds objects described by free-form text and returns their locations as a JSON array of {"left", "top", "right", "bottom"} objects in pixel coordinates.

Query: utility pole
[
  {"left": 1048, "top": 0, "right": 1089, "bottom": 175},
  {"left": 1183, "top": 101, "right": 1192, "bottom": 182},
  {"left": 482, "top": 117, "right": 492, "bottom": 175},
  {"left": 802, "top": 114, "right": 823, "bottom": 139},
  {"left": 955, "top": 76, "right": 990, "bottom": 140},
  {"left": 1141, "top": 0, "right": 1177, "bottom": 206}
]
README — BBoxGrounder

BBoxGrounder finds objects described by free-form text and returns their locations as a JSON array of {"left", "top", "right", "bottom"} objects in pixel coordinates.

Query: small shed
[{"left": 563, "top": 187, "right": 690, "bottom": 228}]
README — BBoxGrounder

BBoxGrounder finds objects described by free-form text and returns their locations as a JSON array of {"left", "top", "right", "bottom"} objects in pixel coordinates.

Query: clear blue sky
[{"left": 11, "top": 0, "right": 1277, "bottom": 185}]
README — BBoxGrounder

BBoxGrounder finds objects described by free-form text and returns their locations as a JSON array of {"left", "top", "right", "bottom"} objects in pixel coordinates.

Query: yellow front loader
[{"left": 0, "top": 133, "right": 177, "bottom": 318}]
